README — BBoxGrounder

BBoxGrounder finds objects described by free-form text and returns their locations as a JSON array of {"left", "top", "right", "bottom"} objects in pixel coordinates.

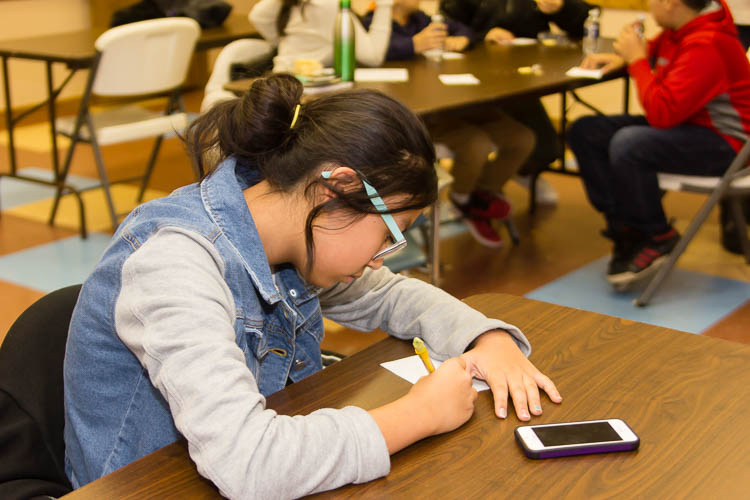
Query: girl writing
[{"left": 63, "top": 74, "right": 560, "bottom": 499}]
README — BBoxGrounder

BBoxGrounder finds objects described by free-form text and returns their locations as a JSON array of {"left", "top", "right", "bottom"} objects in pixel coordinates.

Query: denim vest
[{"left": 64, "top": 157, "right": 324, "bottom": 486}]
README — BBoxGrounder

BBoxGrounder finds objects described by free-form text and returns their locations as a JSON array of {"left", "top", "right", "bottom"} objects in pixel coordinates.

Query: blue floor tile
[
  {"left": 0, "top": 233, "right": 112, "bottom": 292},
  {"left": 1, "top": 167, "right": 99, "bottom": 209},
  {"left": 525, "top": 257, "right": 750, "bottom": 334}
]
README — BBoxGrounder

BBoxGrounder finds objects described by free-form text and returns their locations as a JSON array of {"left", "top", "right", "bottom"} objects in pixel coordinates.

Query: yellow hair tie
[{"left": 290, "top": 104, "right": 301, "bottom": 129}]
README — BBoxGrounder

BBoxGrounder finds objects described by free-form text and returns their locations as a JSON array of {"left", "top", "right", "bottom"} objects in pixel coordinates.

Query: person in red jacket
[{"left": 567, "top": 0, "right": 750, "bottom": 289}]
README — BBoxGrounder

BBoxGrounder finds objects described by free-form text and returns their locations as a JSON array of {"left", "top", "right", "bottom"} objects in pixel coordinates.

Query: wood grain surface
[
  {"left": 62, "top": 294, "right": 750, "bottom": 499},
  {"left": 224, "top": 40, "right": 625, "bottom": 118}
]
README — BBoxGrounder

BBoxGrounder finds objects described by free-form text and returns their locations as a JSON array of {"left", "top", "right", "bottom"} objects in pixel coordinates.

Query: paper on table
[
  {"left": 441, "top": 51, "right": 465, "bottom": 60},
  {"left": 566, "top": 66, "right": 604, "bottom": 79},
  {"left": 438, "top": 73, "right": 480, "bottom": 85},
  {"left": 380, "top": 355, "right": 490, "bottom": 391},
  {"left": 354, "top": 68, "right": 409, "bottom": 82},
  {"left": 510, "top": 37, "right": 538, "bottom": 46}
]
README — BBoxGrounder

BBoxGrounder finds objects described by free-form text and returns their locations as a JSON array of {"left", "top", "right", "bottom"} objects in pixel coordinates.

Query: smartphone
[{"left": 514, "top": 419, "right": 640, "bottom": 459}]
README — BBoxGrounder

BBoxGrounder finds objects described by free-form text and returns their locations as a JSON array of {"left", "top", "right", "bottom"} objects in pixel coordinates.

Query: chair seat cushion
[
  {"left": 56, "top": 105, "right": 189, "bottom": 145},
  {"left": 658, "top": 172, "right": 750, "bottom": 192}
]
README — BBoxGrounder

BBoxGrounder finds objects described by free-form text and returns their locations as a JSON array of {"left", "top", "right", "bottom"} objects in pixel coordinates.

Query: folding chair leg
[
  {"left": 504, "top": 218, "right": 520, "bottom": 245},
  {"left": 729, "top": 196, "right": 750, "bottom": 264},
  {"left": 635, "top": 194, "right": 721, "bottom": 307},
  {"left": 430, "top": 200, "right": 441, "bottom": 286},
  {"left": 137, "top": 135, "right": 164, "bottom": 203},
  {"left": 528, "top": 171, "right": 538, "bottom": 215},
  {"left": 87, "top": 117, "right": 119, "bottom": 231}
]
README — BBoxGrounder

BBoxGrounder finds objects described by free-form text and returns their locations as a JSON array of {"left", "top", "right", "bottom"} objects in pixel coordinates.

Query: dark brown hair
[
  {"left": 682, "top": 0, "right": 710, "bottom": 11},
  {"left": 277, "top": 0, "right": 305, "bottom": 36},
  {"left": 185, "top": 74, "right": 437, "bottom": 270}
]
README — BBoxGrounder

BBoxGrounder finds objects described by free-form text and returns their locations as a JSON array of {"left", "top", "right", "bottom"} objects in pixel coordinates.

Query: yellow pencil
[{"left": 413, "top": 337, "right": 435, "bottom": 373}]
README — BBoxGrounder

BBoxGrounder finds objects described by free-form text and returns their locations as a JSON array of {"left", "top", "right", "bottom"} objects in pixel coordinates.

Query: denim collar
[{"left": 200, "top": 157, "right": 281, "bottom": 304}]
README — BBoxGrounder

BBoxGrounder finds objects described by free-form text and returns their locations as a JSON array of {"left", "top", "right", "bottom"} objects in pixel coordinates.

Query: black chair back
[{"left": 0, "top": 284, "right": 81, "bottom": 499}]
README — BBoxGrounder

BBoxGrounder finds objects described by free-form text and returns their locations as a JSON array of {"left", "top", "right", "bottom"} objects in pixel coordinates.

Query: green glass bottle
[{"left": 334, "top": 0, "right": 355, "bottom": 81}]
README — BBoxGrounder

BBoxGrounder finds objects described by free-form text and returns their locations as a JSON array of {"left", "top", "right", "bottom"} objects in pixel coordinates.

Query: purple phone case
[{"left": 514, "top": 425, "right": 640, "bottom": 459}]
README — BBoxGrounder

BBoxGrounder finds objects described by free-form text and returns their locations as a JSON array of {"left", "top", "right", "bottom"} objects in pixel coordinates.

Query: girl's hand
[
  {"left": 461, "top": 330, "right": 562, "bottom": 421},
  {"left": 614, "top": 24, "right": 647, "bottom": 64},
  {"left": 485, "top": 27, "right": 515, "bottom": 44},
  {"left": 444, "top": 36, "right": 470, "bottom": 52},
  {"left": 580, "top": 53, "right": 625, "bottom": 73},
  {"left": 412, "top": 23, "right": 448, "bottom": 54},
  {"left": 406, "top": 357, "right": 477, "bottom": 434}
]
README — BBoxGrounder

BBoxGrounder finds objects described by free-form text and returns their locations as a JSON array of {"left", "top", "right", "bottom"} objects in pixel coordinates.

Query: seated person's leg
[
  {"left": 605, "top": 123, "right": 737, "bottom": 287},
  {"left": 426, "top": 115, "right": 505, "bottom": 248},
  {"left": 476, "top": 111, "right": 536, "bottom": 201},
  {"left": 504, "top": 98, "right": 561, "bottom": 204}
]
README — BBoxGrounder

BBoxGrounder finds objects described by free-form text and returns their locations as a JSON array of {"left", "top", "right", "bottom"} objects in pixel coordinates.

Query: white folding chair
[
  {"left": 53, "top": 18, "right": 201, "bottom": 231},
  {"left": 635, "top": 139, "right": 750, "bottom": 307}
]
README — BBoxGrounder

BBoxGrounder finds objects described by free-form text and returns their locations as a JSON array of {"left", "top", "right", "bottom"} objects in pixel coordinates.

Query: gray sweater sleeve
[
  {"left": 114, "top": 228, "right": 389, "bottom": 500},
  {"left": 318, "top": 266, "right": 531, "bottom": 359}
]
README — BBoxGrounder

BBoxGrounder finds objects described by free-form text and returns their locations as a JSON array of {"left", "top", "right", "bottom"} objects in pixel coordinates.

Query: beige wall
[
  {"left": 0, "top": 0, "right": 651, "bottom": 118},
  {"left": 0, "top": 0, "right": 90, "bottom": 111}
]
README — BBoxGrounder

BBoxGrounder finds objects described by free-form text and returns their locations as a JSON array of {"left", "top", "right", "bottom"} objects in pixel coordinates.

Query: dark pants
[
  {"left": 503, "top": 98, "right": 560, "bottom": 176},
  {"left": 567, "top": 114, "right": 737, "bottom": 235}
]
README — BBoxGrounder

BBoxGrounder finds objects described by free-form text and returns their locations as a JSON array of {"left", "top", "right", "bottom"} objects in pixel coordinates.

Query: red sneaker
[
  {"left": 464, "top": 216, "right": 504, "bottom": 248},
  {"left": 468, "top": 190, "right": 513, "bottom": 220}
]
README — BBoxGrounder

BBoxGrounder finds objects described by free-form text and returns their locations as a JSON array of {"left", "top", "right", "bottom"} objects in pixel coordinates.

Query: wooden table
[
  {"left": 62, "top": 293, "right": 750, "bottom": 498},
  {"left": 224, "top": 40, "right": 627, "bottom": 117},
  {"left": 0, "top": 14, "right": 258, "bottom": 237}
]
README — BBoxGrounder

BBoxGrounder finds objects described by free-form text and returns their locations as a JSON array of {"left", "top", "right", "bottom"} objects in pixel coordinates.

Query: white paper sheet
[
  {"left": 354, "top": 68, "right": 409, "bottom": 82},
  {"left": 441, "top": 51, "right": 465, "bottom": 60},
  {"left": 380, "top": 355, "right": 491, "bottom": 391},
  {"left": 438, "top": 73, "right": 480, "bottom": 85},
  {"left": 510, "top": 37, "right": 538, "bottom": 46},
  {"left": 565, "top": 66, "right": 604, "bottom": 79}
]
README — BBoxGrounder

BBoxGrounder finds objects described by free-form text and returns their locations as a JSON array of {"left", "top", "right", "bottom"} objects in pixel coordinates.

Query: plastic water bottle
[
  {"left": 582, "top": 8, "right": 601, "bottom": 55},
  {"left": 426, "top": 14, "right": 445, "bottom": 61},
  {"left": 633, "top": 14, "right": 646, "bottom": 39},
  {"left": 334, "top": 0, "right": 355, "bottom": 81}
]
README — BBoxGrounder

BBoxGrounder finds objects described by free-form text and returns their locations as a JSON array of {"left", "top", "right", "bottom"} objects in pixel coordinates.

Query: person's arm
[
  {"left": 249, "top": 0, "right": 282, "bottom": 45},
  {"left": 318, "top": 266, "right": 531, "bottom": 359},
  {"left": 363, "top": 11, "right": 418, "bottom": 60},
  {"left": 318, "top": 267, "right": 561, "bottom": 420},
  {"left": 446, "top": 17, "right": 475, "bottom": 42},
  {"left": 547, "top": 0, "right": 592, "bottom": 38},
  {"left": 624, "top": 35, "right": 728, "bottom": 128},
  {"left": 115, "top": 228, "right": 390, "bottom": 499},
  {"left": 353, "top": 0, "right": 395, "bottom": 67}
]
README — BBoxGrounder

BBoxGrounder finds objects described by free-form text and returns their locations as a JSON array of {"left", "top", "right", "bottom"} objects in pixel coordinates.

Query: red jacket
[{"left": 628, "top": 0, "right": 750, "bottom": 151}]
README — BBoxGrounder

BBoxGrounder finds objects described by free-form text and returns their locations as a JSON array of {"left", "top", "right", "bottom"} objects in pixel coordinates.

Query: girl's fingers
[
  {"left": 535, "top": 372, "right": 562, "bottom": 403},
  {"left": 524, "top": 375, "right": 542, "bottom": 416}
]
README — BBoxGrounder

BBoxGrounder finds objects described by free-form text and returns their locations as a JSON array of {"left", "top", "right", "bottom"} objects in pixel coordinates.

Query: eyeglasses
[{"left": 322, "top": 171, "right": 407, "bottom": 260}]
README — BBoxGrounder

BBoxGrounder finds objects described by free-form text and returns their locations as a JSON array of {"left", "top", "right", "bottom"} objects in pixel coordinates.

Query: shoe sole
[
  {"left": 607, "top": 255, "right": 669, "bottom": 290},
  {"left": 465, "top": 222, "right": 504, "bottom": 249}
]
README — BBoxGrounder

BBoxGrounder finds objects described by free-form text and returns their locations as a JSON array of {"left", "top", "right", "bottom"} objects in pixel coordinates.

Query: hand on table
[
  {"left": 407, "top": 357, "right": 477, "bottom": 434},
  {"left": 485, "top": 27, "right": 515, "bottom": 44},
  {"left": 461, "top": 330, "right": 562, "bottom": 421},
  {"left": 580, "top": 52, "right": 626, "bottom": 73},
  {"left": 444, "top": 36, "right": 470, "bottom": 52}
]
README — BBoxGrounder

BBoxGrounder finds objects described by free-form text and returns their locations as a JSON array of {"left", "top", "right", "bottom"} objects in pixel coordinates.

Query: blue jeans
[{"left": 567, "top": 114, "right": 737, "bottom": 234}]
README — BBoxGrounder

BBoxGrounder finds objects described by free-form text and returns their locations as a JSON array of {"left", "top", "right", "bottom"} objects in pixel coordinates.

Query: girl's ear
[{"left": 318, "top": 165, "right": 361, "bottom": 202}]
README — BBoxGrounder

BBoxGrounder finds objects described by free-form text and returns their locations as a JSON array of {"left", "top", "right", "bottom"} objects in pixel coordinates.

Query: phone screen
[{"left": 532, "top": 422, "right": 622, "bottom": 446}]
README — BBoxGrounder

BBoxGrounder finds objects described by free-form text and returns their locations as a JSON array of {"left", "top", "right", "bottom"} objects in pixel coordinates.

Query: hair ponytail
[{"left": 186, "top": 73, "right": 303, "bottom": 177}]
